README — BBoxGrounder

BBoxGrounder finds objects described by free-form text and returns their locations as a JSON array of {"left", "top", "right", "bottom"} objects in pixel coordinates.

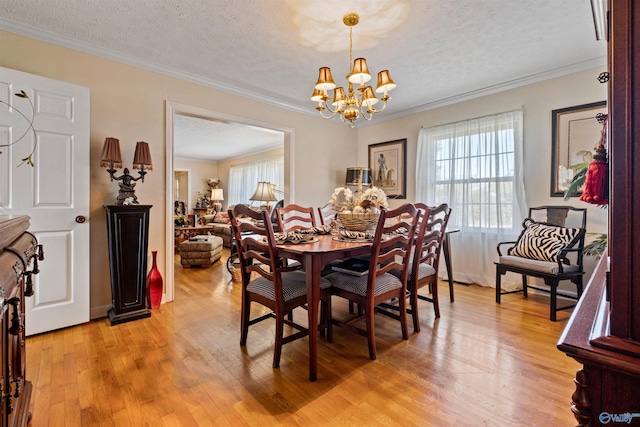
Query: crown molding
[{"left": 359, "top": 56, "right": 608, "bottom": 128}]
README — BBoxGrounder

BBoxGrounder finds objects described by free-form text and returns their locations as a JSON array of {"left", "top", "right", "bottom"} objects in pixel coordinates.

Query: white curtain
[
  {"left": 416, "top": 109, "right": 527, "bottom": 288},
  {"left": 227, "top": 158, "right": 284, "bottom": 206}
]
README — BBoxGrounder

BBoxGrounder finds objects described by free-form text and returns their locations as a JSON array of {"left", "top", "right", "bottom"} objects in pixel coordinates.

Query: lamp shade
[
  {"left": 375, "top": 70, "right": 396, "bottom": 94},
  {"left": 100, "top": 137, "right": 123, "bottom": 168},
  {"left": 250, "top": 182, "right": 277, "bottom": 202},
  {"left": 132, "top": 141, "right": 153, "bottom": 171},
  {"left": 345, "top": 167, "right": 372, "bottom": 186},
  {"left": 211, "top": 188, "right": 224, "bottom": 201},
  {"left": 315, "top": 67, "right": 337, "bottom": 91},
  {"left": 362, "top": 86, "right": 379, "bottom": 107},
  {"left": 348, "top": 58, "right": 372, "bottom": 84}
]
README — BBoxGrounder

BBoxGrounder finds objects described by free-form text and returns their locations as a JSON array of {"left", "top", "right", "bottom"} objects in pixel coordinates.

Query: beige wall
[
  {"left": 356, "top": 66, "right": 608, "bottom": 282},
  {"left": 1, "top": 30, "right": 355, "bottom": 318},
  {"left": 174, "top": 158, "right": 218, "bottom": 214},
  {"left": 1, "top": 29, "right": 607, "bottom": 314}
]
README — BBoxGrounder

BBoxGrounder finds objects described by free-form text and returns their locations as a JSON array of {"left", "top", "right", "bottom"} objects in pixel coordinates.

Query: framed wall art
[
  {"left": 550, "top": 101, "right": 607, "bottom": 197},
  {"left": 368, "top": 138, "right": 406, "bottom": 199}
]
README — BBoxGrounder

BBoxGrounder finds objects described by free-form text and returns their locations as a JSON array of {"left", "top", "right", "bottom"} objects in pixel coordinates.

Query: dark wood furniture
[
  {"left": 229, "top": 205, "right": 331, "bottom": 368},
  {"left": 496, "top": 206, "right": 587, "bottom": 321},
  {"left": 407, "top": 203, "right": 450, "bottom": 329},
  {"left": 324, "top": 204, "right": 420, "bottom": 360},
  {"left": 105, "top": 205, "right": 152, "bottom": 325},
  {"left": 0, "top": 216, "right": 42, "bottom": 426},
  {"left": 276, "top": 204, "right": 317, "bottom": 233},
  {"left": 276, "top": 234, "right": 373, "bottom": 381},
  {"left": 557, "top": 1, "right": 640, "bottom": 424}
]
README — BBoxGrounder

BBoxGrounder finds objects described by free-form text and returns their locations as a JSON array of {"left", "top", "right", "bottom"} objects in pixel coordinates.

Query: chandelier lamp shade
[{"left": 311, "top": 13, "right": 397, "bottom": 128}]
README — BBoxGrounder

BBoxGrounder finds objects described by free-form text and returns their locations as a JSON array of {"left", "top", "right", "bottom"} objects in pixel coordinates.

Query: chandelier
[{"left": 311, "top": 13, "right": 397, "bottom": 128}]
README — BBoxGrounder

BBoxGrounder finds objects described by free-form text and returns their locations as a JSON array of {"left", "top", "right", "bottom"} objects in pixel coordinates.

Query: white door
[{"left": 0, "top": 66, "right": 90, "bottom": 336}]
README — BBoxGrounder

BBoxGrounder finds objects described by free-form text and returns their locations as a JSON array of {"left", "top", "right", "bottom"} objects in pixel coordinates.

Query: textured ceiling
[{"left": 0, "top": 0, "right": 606, "bottom": 160}]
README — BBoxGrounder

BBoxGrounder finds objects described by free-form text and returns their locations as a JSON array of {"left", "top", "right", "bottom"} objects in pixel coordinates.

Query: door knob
[{"left": 75, "top": 215, "right": 87, "bottom": 223}]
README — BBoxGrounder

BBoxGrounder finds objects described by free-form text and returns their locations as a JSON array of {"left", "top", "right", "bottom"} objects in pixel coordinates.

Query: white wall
[{"left": 357, "top": 67, "right": 608, "bottom": 287}]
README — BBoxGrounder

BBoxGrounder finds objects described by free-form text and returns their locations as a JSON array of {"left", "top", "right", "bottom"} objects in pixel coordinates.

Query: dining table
[{"left": 276, "top": 234, "right": 372, "bottom": 381}]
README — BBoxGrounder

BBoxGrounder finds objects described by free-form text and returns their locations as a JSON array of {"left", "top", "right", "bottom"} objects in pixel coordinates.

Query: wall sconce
[{"left": 100, "top": 137, "right": 153, "bottom": 205}]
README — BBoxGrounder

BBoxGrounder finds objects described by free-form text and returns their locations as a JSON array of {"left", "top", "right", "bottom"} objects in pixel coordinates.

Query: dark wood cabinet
[
  {"left": 105, "top": 205, "right": 152, "bottom": 325},
  {"left": 558, "top": 1, "right": 640, "bottom": 425},
  {"left": 0, "top": 215, "right": 41, "bottom": 427}
]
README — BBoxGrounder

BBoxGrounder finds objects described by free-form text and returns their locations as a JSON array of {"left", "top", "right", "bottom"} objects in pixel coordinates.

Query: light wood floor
[{"left": 26, "top": 249, "right": 580, "bottom": 426}]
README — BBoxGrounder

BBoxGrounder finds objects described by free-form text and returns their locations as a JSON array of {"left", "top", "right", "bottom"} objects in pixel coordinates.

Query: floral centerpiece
[{"left": 329, "top": 186, "right": 388, "bottom": 231}]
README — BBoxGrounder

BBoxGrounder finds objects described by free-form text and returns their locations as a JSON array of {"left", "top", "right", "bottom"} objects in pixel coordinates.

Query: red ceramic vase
[{"left": 147, "top": 250, "right": 163, "bottom": 309}]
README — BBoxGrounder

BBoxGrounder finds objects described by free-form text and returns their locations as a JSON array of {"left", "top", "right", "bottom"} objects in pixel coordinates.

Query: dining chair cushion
[
  {"left": 246, "top": 271, "right": 330, "bottom": 302},
  {"left": 498, "top": 255, "right": 580, "bottom": 274},
  {"left": 390, "top": 263, "right": 436, "bottom": 280},
  {"left": 509, "top": 219, "right": 581, "bottom": 262},
  {"left": 326, "top": 272, "right": 402, "bottom": 297}
]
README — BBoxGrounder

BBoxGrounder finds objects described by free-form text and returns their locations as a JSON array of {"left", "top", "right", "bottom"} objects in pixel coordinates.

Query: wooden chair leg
[
  {"left": 348, "top": 301, "right": 355, "bottom": 314},
  {"left": 240, "top": 295, "right": 250, "bottom": 345},
  {"left": 409, "top": 286, "right": 420, "bottom": 333},
  {"left": 431, "top": 278, "right": 440, "bottom": 319},
  {"left": 398, "top": 293, "right": 409, "bottom": 340},
  {"left": 496, "top": 266, "right": 502, "bottom": 304},
  {"left": 365, "top": 301, "right": 377, "bottom": 360},
  {"left": 273, "top": 311, "right": 284, "bottom": 368},
  {"left": 549, "top": 279, "right": 558, "bottom": 322},
  {"left": 522, "top": 274, "right": 528, "bottom": 298}
]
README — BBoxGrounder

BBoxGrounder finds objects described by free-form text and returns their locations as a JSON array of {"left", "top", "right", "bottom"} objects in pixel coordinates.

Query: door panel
[{"left": 0, "top": 66, "right": 90, "bottom": 336}]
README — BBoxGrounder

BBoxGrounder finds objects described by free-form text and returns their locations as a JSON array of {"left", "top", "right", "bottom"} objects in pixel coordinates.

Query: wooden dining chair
[
  {"left": 378, "top": 203, "right": 450, "bottom": 332},
  {"left": 229, "top": 204, "right": 330, "bottom": 368},
  {"left": 407, "top": 203, "right": 450, "bottom": 329},
  {"left": 317, "top": 203, "right": 338, "bottom": 226},
  {"left": 276, "top": 204, "right": 317, "bottom": 233},
  {"left": 324, "top": 203, "right": 420, "bottom": 360}
]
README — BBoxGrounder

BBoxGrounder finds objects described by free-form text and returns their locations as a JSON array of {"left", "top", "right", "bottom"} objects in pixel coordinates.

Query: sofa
[{"left": 201, "top": 213, "right": 232, "bottom": 247}]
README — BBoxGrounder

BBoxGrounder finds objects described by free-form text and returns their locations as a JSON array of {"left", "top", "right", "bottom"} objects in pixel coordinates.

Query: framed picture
[
  {"left": 368, "top": 138, "right": 406, "bottom": 199},
  {"left": 550, "top": 101, "right": 607, "bottom": 197}
]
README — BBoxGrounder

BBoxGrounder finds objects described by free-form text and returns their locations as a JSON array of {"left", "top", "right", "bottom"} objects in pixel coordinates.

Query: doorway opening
[{"left": 165, "top": 101, "right": 294, "bottom": 302}]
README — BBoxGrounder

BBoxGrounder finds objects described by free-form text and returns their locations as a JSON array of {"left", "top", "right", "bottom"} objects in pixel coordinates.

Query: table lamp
[
  {"left": 211, "top": 188, "right": 224, "bottom": 213},
  {"left": 345, "top": 167, "right": 372, "bottom": 195},
  {"left": 250, "top": 181, "right": 277, "bottom": 212}
]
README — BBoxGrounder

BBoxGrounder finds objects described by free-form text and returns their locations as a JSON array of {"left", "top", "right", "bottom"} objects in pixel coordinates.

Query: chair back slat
[
  {"left": 229, "top": 205, "right": 281, "bottom": 286},
  {"left": 317, "top": 203, "right": 338, "bottom": 226},
  {"left": 277, "top": 204, "right": 317, "bottom": 232},
  {"left": 413, "top": 203, "right": 451, "bottom": 280},
  {"left": 367, "top": 203, "right": 420, "bottom": 291}
]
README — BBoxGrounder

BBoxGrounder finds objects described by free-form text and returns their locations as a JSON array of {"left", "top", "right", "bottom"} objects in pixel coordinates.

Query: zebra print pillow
[{"left": 509, "top": 219, "right": 581, "bottom": 262}]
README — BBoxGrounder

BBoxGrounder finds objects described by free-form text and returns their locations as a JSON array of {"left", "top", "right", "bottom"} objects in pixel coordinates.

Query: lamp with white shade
[
  {"left": 211, "top": 188, "right": 224, "bottom": 214},
  {"left": 250, "top": 181, "right": 278, "bottom": 212}
]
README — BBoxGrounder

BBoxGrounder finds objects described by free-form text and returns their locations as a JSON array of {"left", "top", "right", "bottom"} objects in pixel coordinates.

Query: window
[
  {"left": 227, "top": 158, "right": 284, "bottom": 206},
  {"left": 416, "top": 109, "right": 526, "bottom": 286}
]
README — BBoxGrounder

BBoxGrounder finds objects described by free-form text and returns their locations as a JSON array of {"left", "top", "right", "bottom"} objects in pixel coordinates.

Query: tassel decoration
[{"left": 580, "top": 116, "right": 608, "bottom": 205}]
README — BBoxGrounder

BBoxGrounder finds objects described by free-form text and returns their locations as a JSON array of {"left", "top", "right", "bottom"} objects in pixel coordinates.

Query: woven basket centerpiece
[{"left": 338, "top": 211, "right": 380, "bottom": 231}]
